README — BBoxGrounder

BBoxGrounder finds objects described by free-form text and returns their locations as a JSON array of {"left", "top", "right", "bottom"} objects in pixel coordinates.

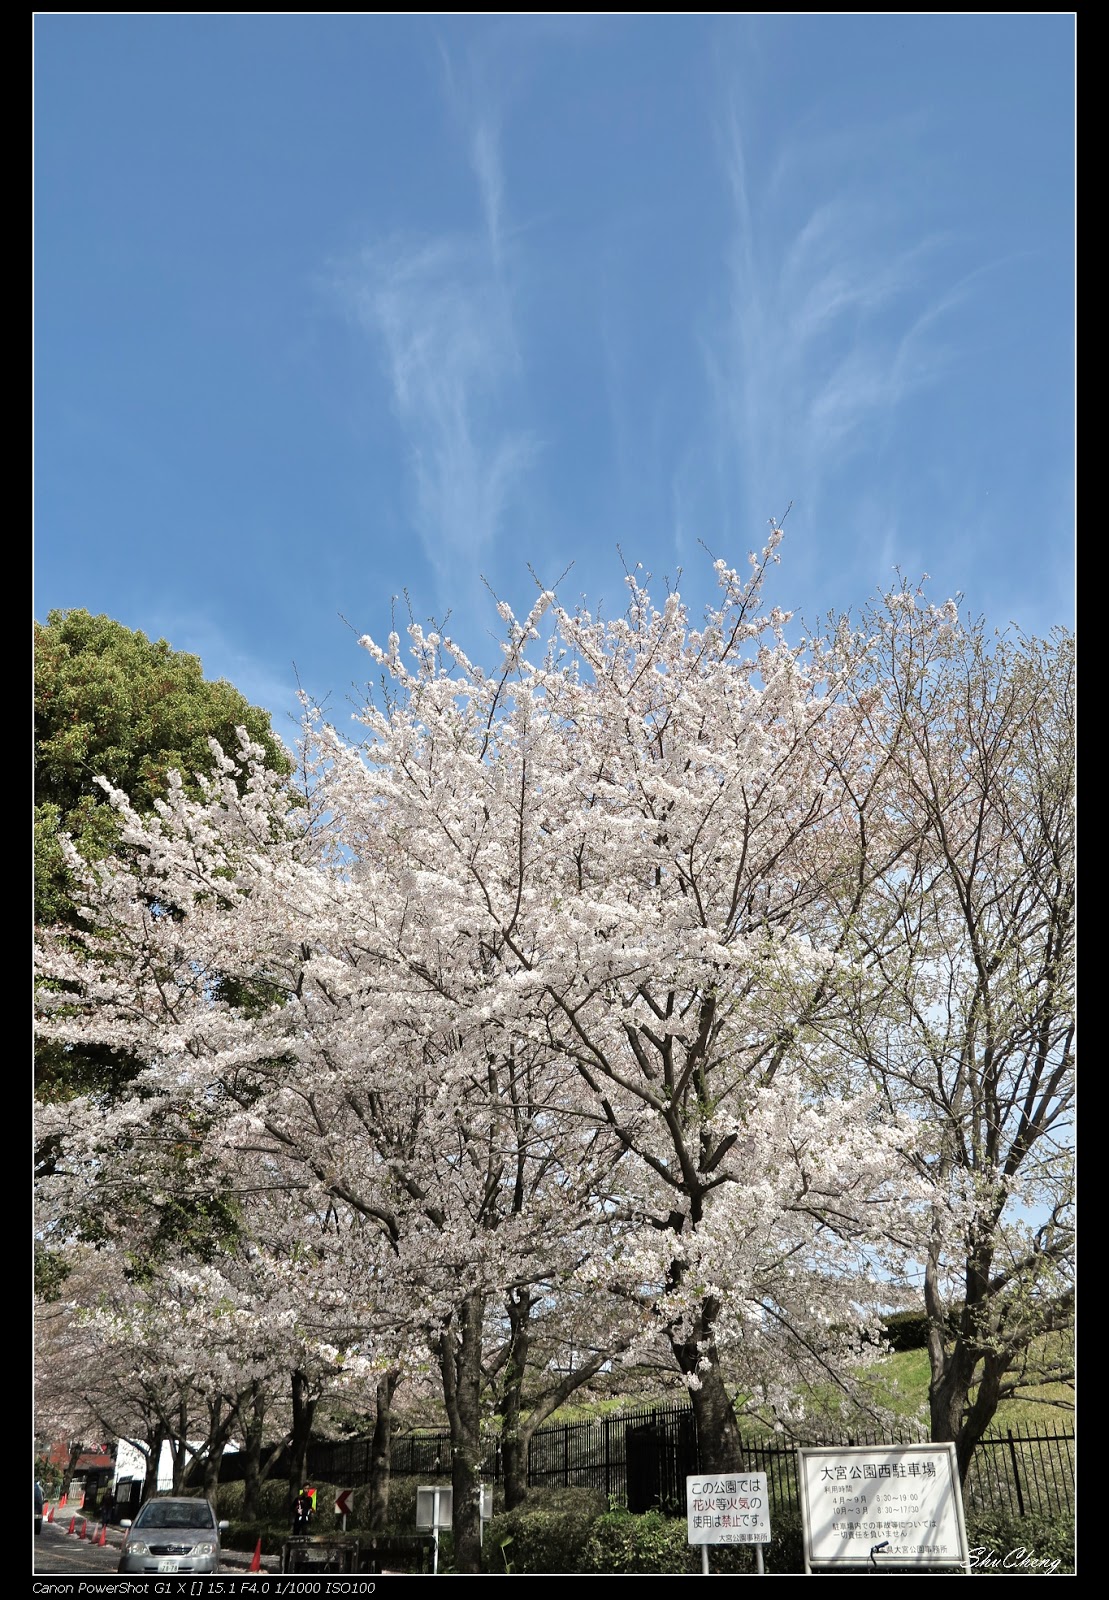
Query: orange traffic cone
[
  {"left": 67, "top": 1516, "right": 76, "bottom": 1535},
  {"left": 98, "top": 1524, "right": 108, "bottom": 1547},
  {"left": 60, "top": 1494, "right": 67, "bottom": 1508},
  {"left": 249, "top": 1538, "right": 263, "bottom": 1572},
  {"left": 79, "top": 1519, "right": 88, "bottom": 1540},
  {"left": 47, "top": 1504, "right": 55, "bottom": 1523}
]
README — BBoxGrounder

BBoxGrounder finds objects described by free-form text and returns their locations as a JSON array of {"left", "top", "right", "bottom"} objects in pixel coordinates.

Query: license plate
[{"left": 156, "top": 1561, "right": 180, "bottom": 1572}]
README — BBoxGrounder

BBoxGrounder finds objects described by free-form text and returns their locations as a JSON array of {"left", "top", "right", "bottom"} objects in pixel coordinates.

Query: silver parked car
[{"left": 117, "top": 1496, "right": 229, "bottom": 1575}]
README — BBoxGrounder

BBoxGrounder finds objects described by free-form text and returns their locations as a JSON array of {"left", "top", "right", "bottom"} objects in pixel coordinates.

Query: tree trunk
[
  {"left": 501, "top": 1430, "right": 527, "bottom": 1515},
  {"left": 142, "top": 1423, "right": 166, "bottom": 1504},
  {"left": 197, "top": 1397, "right": 241, "bottom": 1502},
  {"left": 287, "top": 1369, "right": 318, "bottom": 1503},
  {"left": 496, "top": 1291, "right": 532, "bottom": 1512},
  {"left": 200, "top": 1440, "right": 227, "bottom": 1503},
  {"left": 925, "top": 1234, "right": 995, "bottom": 1482},
  {"left": 670, "top": 1298, "right": 742, "bottom": 1473},
  {"left": 240, "top": 1384, "right": 289, "bottom": 1523},
  {"left": 170, "top": 1439, "right": 192, "bottom": 1493},
  {"left": 436, "top": 1290, "right": 486, "bottom": 1574},
  {"left": 494, "top": 1287, "right": 635, "bottom": 1510},
  {"left": 367, "top": 1370, "right": 399, "bottom": 1533},
  {"left": 240, "top": 1386, "right": 267, "bottom": 1524}
]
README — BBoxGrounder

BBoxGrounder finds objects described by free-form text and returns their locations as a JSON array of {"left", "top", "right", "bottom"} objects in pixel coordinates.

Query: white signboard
[
  {"left": 415, "top": 1485, "right": 453, "bottom": 1530},
  {"left": 414, "top": 1484, "right": 492, "bottom": 1528},
  {"left": 797, "top": 1443, "right": 969, "bottom": 1572},
  {"left": 686, "top": 1472, "right": 771, "bottom": 1545}
]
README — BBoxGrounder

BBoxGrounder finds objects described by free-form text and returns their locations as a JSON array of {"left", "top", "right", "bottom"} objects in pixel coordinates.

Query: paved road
[{"left": 33, "top": 1513, "right": 283, "bottom": 1576}]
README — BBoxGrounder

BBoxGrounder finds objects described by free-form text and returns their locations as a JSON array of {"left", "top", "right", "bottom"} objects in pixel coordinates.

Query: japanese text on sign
[
  {"left": 686, "top": 1473, "right": 771, "bottom": 1545},
  {"left": 797, "top": 1444, "right": 969, "bottom": 1570}
]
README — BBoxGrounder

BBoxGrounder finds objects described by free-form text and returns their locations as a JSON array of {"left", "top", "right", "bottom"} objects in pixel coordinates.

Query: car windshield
[{"left": 134, "top": 1501, "right": 216, "bottom": 1532}]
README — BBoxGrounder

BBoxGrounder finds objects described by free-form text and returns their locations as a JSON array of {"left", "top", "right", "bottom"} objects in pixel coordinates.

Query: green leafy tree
[
  {"left": 34, "top": 611, "right": 294, "bottom": 1331},
  {"left": 34, "top": 608, "right": 293, "bottom": 1149},
  {"left": 35, "top": 608, "right": 292, "bottom": 927}
]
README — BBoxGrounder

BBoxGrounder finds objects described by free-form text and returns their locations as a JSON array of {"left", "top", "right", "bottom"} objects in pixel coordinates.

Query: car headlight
[
  {"left": 125, "top": 1539, "right": 151, "bottom": 1555},
  {"left": 191, "top": 1542, "right": 216, "bottom": 1556}
]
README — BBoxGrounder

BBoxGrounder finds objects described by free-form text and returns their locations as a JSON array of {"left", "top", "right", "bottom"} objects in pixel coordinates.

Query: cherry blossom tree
[
  {"left": 36, "top": 545, "right": 937, "bottom": 1565},
  {"left": 34, "top": 1246, "right": 249, "bottom": 1503},
  {"left": 331, "top": 540, "right": 927, "bottom": 1470},
  {"left": 37, "top": 717, "right": 645, "bottom": 1562},
  {"left": 827, "top": 593, "right": 1075, "bottom": 1479}
]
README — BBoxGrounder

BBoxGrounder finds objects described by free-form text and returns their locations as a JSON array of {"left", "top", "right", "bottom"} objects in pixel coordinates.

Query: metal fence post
[{"left": 1006, "top": 1430, "right": 1026, "bottom": 1518}]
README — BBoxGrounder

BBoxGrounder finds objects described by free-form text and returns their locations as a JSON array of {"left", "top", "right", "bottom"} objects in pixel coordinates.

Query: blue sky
[{"left": 34, "top": 14, "right": 1075, "bottom": 749}]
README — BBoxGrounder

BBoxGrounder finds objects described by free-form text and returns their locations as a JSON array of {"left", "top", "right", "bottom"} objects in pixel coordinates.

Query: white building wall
[{"left": 112, "top": 1439, "right": 198, "bottom": 1494}]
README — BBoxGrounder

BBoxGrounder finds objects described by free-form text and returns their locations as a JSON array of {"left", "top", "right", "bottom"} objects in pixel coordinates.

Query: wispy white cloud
[
  {"left": 330, "top": 55, "right": 536, "bottom": 599},
  {"left": 693, "top": 98, "right": 979, "bottom": 596},
  {"left": 470, "top": 116, "right": 507, "bottom": 273},
  {"left": 338, "top": 233, "right": 536, "bottom": 582},
  {"left": 437, "top": 36, "right": 510, "bottom": 272}
]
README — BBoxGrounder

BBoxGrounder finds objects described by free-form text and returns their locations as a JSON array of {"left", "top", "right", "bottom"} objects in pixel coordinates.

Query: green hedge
[
  {"left": 220, "top": 1475, "right": 1074, "bottom": 1574},
  {"left": 215, "top": 1478, "right": 291, "bottom": 1554},
  {"left": 482, "top": 1501, "right": 806, "bottom": 1574},
  {"left": 881, "top": 1306, "right": 966, "bottom": 1351},
  {"left": 481, "top": 1500, "right": 1071, "bottom": 1575},
  {"left": 484, "top": 1488, "right": 606, "bottom": 1573},
  {"left": 966, "top": 1508, "right": 1075, "bottom": 1576}
]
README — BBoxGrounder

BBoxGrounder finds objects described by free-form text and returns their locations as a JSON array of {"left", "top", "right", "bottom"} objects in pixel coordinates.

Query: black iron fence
[{"left": 307, "top": 1406, "right": 1073, "bottom": 1523}]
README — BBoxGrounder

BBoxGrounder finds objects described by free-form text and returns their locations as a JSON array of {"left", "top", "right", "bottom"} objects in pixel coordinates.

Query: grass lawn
[{"left": 545, "top": 1334, "right": 1073, "bottom": 1439}]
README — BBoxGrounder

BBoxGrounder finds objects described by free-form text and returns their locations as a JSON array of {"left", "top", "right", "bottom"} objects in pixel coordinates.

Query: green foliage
[
  {"left": 221, "top": 1519, "right": 282, "bottom": 1557},
  {"left": 581, "top": 1508, "right": 700, "bottom": 1573},
  {"left": 755, "top": 1505, "right": 806, "bottom": 1574},
  {"left": 33, "top": 1244, "right": 72, "bottom": 1302},
  {"left": 35, "top": 1455, "right": 65, "bottom": 1498},
  {"left": 883, "top": 1308, "right": 933, "bottom": 1351},
  {"left": 482, "top": 1488, "right": 605, "bottom": 1574},
  {"left": 965, "top": 1508, "right": 1075, "bottom": 1576},
  {"left": 760, "top": 1336, "right": 1071, "bottom": 1439},
  {"left": 214, "top": 1477, "right": 284, "bottom": 1556},
  {"left": 34, "top": 608, "right": 294, "bottom": 1114},
  {"left": 214, "top": 1476, "right": 287, "bottom": 1523},
  {"left": 481, "top": 1499, "right": 1074, "bottom": 1577},
  {"left": 34, "top": 607, "right": 292, "bottom": 937},
  {"left": 213, "top": 1472, "right": 1074, "bottom": 1575},
  {"left": 580, "top": 1507, "right": 807, "bottom": 1575},
  {"left": 480, "top": 1502, "right": 806, "bottom": 1575}
]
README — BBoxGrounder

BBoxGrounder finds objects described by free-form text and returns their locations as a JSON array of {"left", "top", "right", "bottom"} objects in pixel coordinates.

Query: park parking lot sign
[{"left": 797, "top": 1442, "right": 970, "bottom": 1573}]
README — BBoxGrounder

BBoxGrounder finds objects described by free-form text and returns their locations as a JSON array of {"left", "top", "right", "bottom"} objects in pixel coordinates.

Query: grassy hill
[{"left": 545, "top": 1335, "right": 1074, "bottom": 1439}]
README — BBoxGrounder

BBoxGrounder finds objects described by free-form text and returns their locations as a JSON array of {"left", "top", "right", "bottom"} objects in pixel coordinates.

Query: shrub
[
  {"left": 216, "top": 1478, "right": 293, "bottom": 1552},
  {"left": 581, "top": 1508, "right": 699, "bottom": 1573},
  {"left": 481, "top": 1496, "right": 802, "bottom": 1575},
  {"left": 583, "top": 1506, "right": 805, "bottom": 1575},
  {"left": 483, "top": 1492, "right": 602, "bottom": 1575},
  {"left": 965, "top": 1507, "right": 1075, "bottom": 1576}
]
